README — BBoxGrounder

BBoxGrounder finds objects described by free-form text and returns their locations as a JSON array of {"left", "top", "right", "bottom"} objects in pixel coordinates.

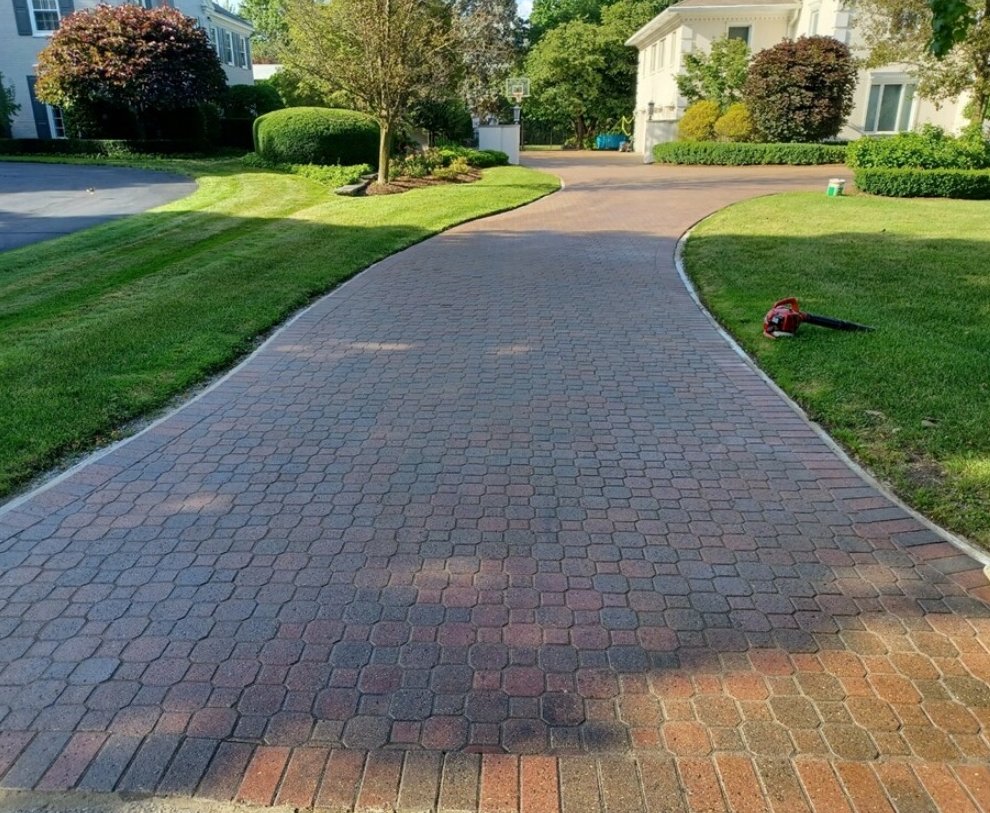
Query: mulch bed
[{"left": 363, "top": 170, "right": 481, "bottom": 195}]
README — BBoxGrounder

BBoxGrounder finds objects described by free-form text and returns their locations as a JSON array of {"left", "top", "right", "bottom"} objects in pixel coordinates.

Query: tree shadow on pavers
[
  {"left": 0, "top": 206, "right": 436, "bottom": 502},
  {"left": 0, "top": 222, "right": 989, "bottom": 792}
]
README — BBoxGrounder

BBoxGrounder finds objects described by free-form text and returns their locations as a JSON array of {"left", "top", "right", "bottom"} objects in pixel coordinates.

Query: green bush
[
  {"left": 222, "top": 84, "right": 284, "bottom": 119},
  {"left": 744, "top": 36, "right": 857, "bottom": 142},
  {"left": 653, "top": 141, "right": 847, "bottom": 165},
  {"left": 678, "top": 100, "right": 720, "bottom": 141},
  {"left": 847, "top": 127, "right": 990, "bottom": 170},
  {"left": 0, "top": 137, "right": 212, "bottom": 156},
  {"left": 434, "top": 146, "right": 509, "bottom": 168},
  {"left": 432, "top": 156, "right": 472, "bottom": 181},
  {"left": 714, "top": 102, "right": 754, "bottom": 142},
  {"left": 241, "top": 152, "right": 372, "bottom": 188},
  {"left": 854, "top": 167, "right": 990, "bottom": 198},
  {"left": 253, "top": 107, "right": 379, "bottom": 166}
]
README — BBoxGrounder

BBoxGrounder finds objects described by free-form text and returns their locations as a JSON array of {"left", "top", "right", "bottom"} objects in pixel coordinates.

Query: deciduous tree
[
  {"left": 457, "top": 0, "right": 520, "bottom": 120},
  {"left": 283, "top": 0, "right": 459, "bottom": 183},
  {"left": 239, "top": 0, "right": 287, "bottom": 63},
  {"left": 35, "top": 5, "right": 226, "bottom": 136},
  {"left": 856, "top": 0, "right": 990, "bottom": 127},
  {"left": 676, "top": 36, "right": 750, "bottom": 110},
  {"left": 743, "top": 36, "right": 857, "bottom": 142}
]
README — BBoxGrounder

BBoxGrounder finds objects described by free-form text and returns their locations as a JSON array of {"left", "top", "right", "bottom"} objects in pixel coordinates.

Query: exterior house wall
[
  {"left": 627, "top": 0, "right": 970, "bottom": 157},
  {"left": 1, "top": 0, "right": 253, "bottom": 139}
]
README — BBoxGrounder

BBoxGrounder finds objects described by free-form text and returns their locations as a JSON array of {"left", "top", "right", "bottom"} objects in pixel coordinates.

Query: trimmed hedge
[
  {"left": 0, "top": 137, "right": 211, "bottom": 156},
  {"left": 435, "top": 146, "right": 509, "bottom": 168},
  {"left": 847, "top": 129, "right": 990, "bottom": 170},
  {"left": 253, "top": 107, "right": 379, "bottom": 166},
  {"left": 854, "top": 167, "right": 990, "bottom": 199},
  {"left": 652, "top": 141, "right": 847, "bottom": 165}
]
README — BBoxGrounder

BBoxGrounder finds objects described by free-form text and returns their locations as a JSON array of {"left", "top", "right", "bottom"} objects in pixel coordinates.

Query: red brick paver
[{"left": 1, "top": 153, "right": 989, "bottom": 811}]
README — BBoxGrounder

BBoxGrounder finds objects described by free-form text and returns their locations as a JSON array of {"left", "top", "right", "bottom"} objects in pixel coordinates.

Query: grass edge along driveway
[
  {"left": 0, "top": 157, "right": 559, "bottom": 500},
  {"left": 683, "top": 191, "right": 990, "bottom": 549}
]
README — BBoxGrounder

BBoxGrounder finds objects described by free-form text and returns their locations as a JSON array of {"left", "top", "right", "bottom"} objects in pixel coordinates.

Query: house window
[
  {"left": 657, "top": 37, "right": 665, "bottom": 69},
  {"left": 727, "top": 25, "right": 750, "bottom": 46},
  {"left": 864, "top": 83, "right": 915, "bottom": 132},
  {"left": 222, "top": 30, "right": 234, "bottom": 65},
  {"left": 30, "top": 0, "right": 60, "bottom": 33},
  {"left": 47, "top": 105, "right": 66, "bottom": 138},
  {"left": 240, "top": 36, "right": 249, "bottom": 67},
  {"left": 809, "top": 8, "right": 819, "bottom": 34}
]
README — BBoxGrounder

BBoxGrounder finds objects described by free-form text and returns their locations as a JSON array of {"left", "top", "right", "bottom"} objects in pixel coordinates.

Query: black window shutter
[
  {"left": 56, "top": 0, "right": 73, "bottom": 20},
  {"left": 26, "top": 76, "right": 53, "bottom": 140},
  {"left": 12, "top": 0, "right": 33, "bottom": 35}
]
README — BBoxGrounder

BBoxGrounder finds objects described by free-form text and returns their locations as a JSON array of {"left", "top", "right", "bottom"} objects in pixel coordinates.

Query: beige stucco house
[
  {"left": 1, "top": 0, "right": 254, "bottom": 139},
  {"left": 626, "top": 0, "right": 968, "bottom": 156}
]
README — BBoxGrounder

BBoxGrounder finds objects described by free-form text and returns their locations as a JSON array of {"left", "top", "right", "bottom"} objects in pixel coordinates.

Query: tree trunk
[
  {"left": 574, "top": 117, "right": 585, "bottom": 150},
  {"left": 377, "top": 122, "right": 391, "bottom": 185}
]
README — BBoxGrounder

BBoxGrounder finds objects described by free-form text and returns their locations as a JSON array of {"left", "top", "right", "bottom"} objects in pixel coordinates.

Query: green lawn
[
  {"left": 684, "top": 192, "right": 990, "bottom": 547},
  {"left": 0, "top": 157, "right": 558, "bottom": 498}
]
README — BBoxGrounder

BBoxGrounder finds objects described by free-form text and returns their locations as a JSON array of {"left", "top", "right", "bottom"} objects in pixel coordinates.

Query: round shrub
[
  {"left": 253, "top": 107, "right": 379, "bottom": 166},
  {"left": 679, "top": 100, "right": 720, "bottom": 141},
  {"left": 744, "top": 36, "right": 857, "bottom": 142},
  {"left": 714, "top": 102, "right": 754, "bottom": 142}
]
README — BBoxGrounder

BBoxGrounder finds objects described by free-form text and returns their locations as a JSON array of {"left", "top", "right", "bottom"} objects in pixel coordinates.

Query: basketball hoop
[{"left": 505, "top": 77, "right": 530, "bottom": 103}]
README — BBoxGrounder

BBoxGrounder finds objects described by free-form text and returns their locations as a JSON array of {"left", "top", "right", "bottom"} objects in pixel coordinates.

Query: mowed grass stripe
[
  {"left": 0, "top": 158, "right": 559, "bottom": 497},
  {"left": 684, "top": 191, "right": 990, "bottom": 547}
]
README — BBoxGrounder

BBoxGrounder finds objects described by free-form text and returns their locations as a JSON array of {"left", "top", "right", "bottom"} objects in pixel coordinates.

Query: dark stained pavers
[{"left": 1, "top": 153, "right": 989, "bottom": 811}]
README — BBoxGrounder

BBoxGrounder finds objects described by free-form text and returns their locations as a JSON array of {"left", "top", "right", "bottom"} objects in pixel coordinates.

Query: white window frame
[
  {"left": 29, "top": 0, "right": 60, "bottom": 36},
  {"left": 47, "top": 104, "right": 66, "bottom": 138},
  {"left": 222, "top": 29, "right": 235, "bottom": 65},
  {"left": 864, "top": 82, "right": 915, "bottom": 133},
  {"left": 239, "top": 36, "right": 249, "bottom": 68},
  {"left": 808, "top": 6, "right": 820, "bottom": 35},
  {"left": 657, "top": 37, "right": 665, "bottom": 70},
  {"left": 727, "top": 25, "right": 751, "bottom": 46}
]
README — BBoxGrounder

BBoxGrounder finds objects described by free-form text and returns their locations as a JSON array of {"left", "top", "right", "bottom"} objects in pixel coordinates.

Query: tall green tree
[
  {"left": 676, "top": 36, "right": 750, "bottom": 109},
  {"left": 0, "top": 73, "right": 19, "bottom": 138},
  {"left": 239, "top": 0, "right": 286, "bottom": 63},
  {"left": 456, "top": 0, "right": 520, "bottom": 120},
  {"left": 283, "top": 0, "right": 459, "bottom": 183},
  {"left": 857, "top": 0, "right": 990, "bottom": 126},
  {"left": 525, "top": 20, "right": 604, "bottom": 145}
]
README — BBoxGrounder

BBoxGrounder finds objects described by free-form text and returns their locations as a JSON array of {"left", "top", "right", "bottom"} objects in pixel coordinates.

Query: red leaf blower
[{"left": 763, "top": 297, "right": 873, "bottom": 339}]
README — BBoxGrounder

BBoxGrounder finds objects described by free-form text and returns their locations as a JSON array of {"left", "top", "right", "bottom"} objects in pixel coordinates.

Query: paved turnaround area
[{"left": 1, "top": 153, "right": 990, "bottom": 812}]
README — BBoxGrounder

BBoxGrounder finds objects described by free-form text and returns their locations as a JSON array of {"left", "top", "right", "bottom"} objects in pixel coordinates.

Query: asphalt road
[{"left": 0, "top": 162, "right": 195, "bottom": 252}]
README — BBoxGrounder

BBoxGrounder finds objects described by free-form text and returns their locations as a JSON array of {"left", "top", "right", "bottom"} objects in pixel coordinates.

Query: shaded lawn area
[
  {"left": 0, "top": 157, "right": 559, "bottom": 498},
  {"left": 684, "top": 192, "right": 990, "bottom": 548}
]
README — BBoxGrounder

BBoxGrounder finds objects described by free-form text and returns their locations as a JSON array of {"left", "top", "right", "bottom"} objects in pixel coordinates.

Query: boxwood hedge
[
  {"left": 652, "top": 141, "right": 847, "bottom": 165},
  {"left": 854, "top": 167, "right": 990, "bottom": 199},
  {"left": 253, "top": 107, "right": 379, "bottom": 166}
]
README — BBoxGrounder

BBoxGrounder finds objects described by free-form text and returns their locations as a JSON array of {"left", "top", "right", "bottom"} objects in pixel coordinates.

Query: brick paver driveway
[{"left": 1, "top": 153, "right": 989, "bottom": 812}]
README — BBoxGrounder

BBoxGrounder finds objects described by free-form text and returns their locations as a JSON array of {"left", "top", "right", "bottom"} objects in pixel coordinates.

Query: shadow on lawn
[{"left": 0, "top": 215, "right": 988, "bottom": 773}]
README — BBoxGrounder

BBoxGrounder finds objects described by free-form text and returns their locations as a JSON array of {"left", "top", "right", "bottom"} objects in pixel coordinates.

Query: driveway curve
[
  {"left": 0, "top": 162, "right": 195, "bottom": 252},
  {"left": 0, "top": 153, "right": 988, "bottom": 812}
]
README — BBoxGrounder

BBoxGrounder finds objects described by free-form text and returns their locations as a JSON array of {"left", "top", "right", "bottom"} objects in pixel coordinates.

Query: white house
[
  {"left": 626, "top": 0, "right": 968, "bottom": 156},
  {"left": 1, "top": 0, "right": 254, "bottom": 139}
]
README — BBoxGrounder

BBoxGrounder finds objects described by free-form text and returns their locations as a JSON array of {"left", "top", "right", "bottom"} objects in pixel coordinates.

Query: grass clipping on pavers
[
  {"left": 0, "top": 157, "right": 558, "bottom": 498},
  {"left": 684, "top": 191, "right": 990, "bottom": 547}
]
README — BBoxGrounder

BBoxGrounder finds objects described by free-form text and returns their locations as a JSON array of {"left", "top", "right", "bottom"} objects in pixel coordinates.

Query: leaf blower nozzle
[{"left": 763, "top": 297, "right": 873, "bottom": 339}]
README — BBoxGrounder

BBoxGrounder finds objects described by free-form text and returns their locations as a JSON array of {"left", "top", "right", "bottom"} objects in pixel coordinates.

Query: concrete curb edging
[{"left": 673, "top": 225, "right": 990, "bottom": 574}]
